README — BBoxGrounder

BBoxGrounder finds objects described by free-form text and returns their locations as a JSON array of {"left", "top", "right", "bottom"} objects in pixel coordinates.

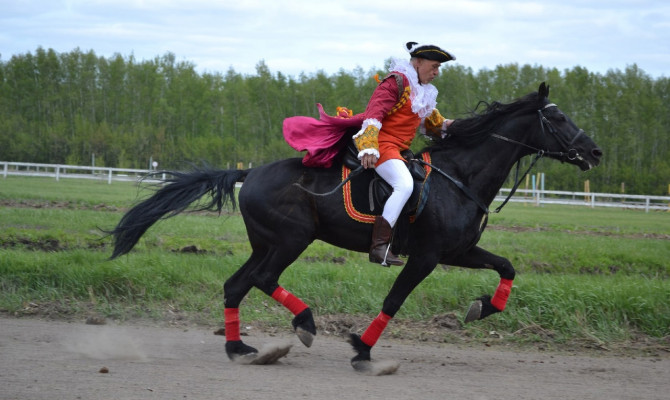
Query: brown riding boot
[{"left": 369, "top": 216, "right": 404, "bottom": 266}]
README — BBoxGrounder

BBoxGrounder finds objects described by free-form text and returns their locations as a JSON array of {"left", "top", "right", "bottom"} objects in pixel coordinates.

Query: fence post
[
  {"left": 531, "top": 174, "right": 536, "bottom": 206},
  {"left": 56, "top": 166, "right": 60, "bottom": 181},
  {"left": 523, "top": 174, "right": 530, "bottom": 206},
  {"left": 584, "top": 180, "right": 590, "bottom": 203},
  {"left": 108, "top": 169, "right": 113, "bottom": 184},
  {"left": 535, "top": 173, "right": 541, "bottom": 206},
  {"left": 540, "top": 172, "right": 545, "bottom": 206},
  {"left": 2, "top": 162, "right": 7, "bottom": 178}
]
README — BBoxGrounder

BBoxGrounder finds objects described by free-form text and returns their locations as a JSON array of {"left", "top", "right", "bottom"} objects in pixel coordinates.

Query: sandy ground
[{"left": 1, "top": 316, "right": 668, "bottom": 400}]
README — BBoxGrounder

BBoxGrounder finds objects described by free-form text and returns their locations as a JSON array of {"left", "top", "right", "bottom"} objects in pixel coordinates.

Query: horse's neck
[{"left": 438, "top": 132, "right": 530, "bottom": 207}]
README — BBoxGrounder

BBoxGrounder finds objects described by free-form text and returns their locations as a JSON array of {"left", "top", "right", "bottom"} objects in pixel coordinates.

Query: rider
[{"left": 354, "top": 42, "right": 456, "bottom": 266}]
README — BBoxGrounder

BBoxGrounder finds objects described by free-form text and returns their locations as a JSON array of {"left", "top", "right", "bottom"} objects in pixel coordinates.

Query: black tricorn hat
[{"left": 406, "top": 42, "right": 455, "bottom": 62}]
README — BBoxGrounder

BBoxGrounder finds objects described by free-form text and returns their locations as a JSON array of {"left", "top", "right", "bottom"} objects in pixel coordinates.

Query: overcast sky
[{"left": 1, "top": 0, "right": 668, "bottom": 79}]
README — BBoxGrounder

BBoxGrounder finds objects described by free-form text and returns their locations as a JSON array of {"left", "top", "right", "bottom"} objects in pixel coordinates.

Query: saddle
[{"left": 340, "top": 141, "right": 431, "bottom": 224}]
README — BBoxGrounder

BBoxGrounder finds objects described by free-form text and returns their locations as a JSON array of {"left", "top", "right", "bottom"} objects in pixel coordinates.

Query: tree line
[{"left": 1, "top": 47, "right": 668, "bottom": 195}]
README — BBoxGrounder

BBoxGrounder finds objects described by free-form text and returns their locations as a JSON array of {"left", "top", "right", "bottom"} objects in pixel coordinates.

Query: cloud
[{"left": 1, "top": 0, "right": 668, "bottom": 78}]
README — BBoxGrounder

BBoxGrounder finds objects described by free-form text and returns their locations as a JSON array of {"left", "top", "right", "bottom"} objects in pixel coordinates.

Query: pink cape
[{"left": 283, "top": 104, "right": 365, "bottom": 168}]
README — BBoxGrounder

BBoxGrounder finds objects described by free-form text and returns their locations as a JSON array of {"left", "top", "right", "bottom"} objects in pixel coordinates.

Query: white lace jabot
[{"left": 388, "top": 58, "right": 438, "bottom": 118}]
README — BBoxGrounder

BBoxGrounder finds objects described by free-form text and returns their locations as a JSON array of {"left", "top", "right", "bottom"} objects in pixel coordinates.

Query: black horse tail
[{"left": 109, "top": 167, "right": 249, "bottom": 259}]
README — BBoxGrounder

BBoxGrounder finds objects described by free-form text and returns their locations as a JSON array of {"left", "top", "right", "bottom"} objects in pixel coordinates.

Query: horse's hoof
[
  {"left": 295, "top": 327, "right": 314, "bottom": 348},
  {"left": 292, "top": 308, "right": 316, "bottom": 348},
  {"left": 226, "top": 340, "right": 258, "bottom": 361},
  {"left": 465, "top": 295, "right": 501, "bottom": 322},
  {"left": 348, "top": 333, "right": 371, "bottom": 361},
  {"left": 351, "top": 359, "right": 400, "bottom": 376},
  {"left": 464, "top": 299, "right": 483, "bottom": 323}
]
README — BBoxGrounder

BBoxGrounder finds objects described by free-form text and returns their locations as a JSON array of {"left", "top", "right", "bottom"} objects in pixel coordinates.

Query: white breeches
[{"left": 375, "top": 158, "right": 413, "bottom": 227}]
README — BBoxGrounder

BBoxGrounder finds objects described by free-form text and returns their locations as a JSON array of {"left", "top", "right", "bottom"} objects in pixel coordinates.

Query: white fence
[
  {"left": 1, "top": 161, "right": 165, "bottom": 184},
  {"left": 496, "top": 188, "right": 670, "bottom": 213},
  {"left": 2, "top": 161, "right": 669, "bottom": 212}
]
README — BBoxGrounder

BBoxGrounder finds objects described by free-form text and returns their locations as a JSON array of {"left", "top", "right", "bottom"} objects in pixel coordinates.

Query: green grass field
[{"left": 1, "top": 176, "right": 669, "bottom": 352}]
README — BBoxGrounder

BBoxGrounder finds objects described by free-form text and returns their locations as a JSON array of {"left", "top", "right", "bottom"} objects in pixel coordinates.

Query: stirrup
[
  {"left": 382, "top": 234, "right": 403, "bottom": 266},
  {"left": 382, "top": 245, "right": 404, "bottom": 266},
  {"left": 381, "top": 245, "right": 391, "bottom": 267},
  {"left": 369, "top": 244, "right": 403, "bottom": 267}
]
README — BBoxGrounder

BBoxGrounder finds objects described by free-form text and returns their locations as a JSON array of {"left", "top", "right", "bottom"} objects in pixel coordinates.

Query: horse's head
[
  {"left": 532, "top": 82, "right": 602, "bottom": 171},
  {"left": 430, "top": 83, "right": 602, "bottom": 171}
]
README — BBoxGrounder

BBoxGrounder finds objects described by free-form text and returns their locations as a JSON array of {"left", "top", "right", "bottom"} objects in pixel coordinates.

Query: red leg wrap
[
  {"left": 360, "top": 311, "right": 392, "bottom": 347},
  {"left": 224, "top": 308, "right": 241, "bottom": 341},
  {"left": 271, "top": 286, "right": 308, "bottom": 316},
  {"left": 490, "top": 278, "right": 514, "bottom": 311}
]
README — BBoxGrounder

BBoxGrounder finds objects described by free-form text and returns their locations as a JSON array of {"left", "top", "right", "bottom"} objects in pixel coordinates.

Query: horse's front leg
[
  {"left": 349, "top": 254, "right": 439, "bottom": 374},
  {"left": 449, "top": 246, "right": 516, "bottom": 323}
]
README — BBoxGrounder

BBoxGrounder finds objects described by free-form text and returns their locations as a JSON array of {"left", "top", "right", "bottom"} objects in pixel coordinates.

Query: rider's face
[{"left": 414, "top": 58, "right": 442, "bottom": 84}]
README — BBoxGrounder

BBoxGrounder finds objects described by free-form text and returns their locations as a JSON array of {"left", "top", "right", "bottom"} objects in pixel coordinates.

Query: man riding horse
[
  {"left": 109, "top": 40, "right": 602, "bottom": 372},
  {"left": 284, "top": 42, "right": 457, "bottom": 266}
]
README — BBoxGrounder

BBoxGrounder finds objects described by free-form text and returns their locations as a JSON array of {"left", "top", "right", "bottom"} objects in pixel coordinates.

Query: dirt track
[{"left": 1, "top": 316, "right": 668, "bottom": 400}]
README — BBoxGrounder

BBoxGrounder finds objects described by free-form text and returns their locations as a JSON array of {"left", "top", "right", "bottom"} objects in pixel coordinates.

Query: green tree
[{"left": 1, "top": 48, "right": 668, "bottom": 194}]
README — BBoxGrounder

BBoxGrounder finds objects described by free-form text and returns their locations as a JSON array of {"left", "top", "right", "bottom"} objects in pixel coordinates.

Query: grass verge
[{"left": 1, "top": 176, "right": 669, "bottom": 354}]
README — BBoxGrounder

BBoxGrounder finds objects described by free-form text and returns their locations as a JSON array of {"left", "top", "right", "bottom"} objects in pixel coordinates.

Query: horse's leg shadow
[
  {"left": 249, "top": 341, "right": 293, "bottom": 365},
  {"left": 228, "top": 340, "right": 293, "bottom": 365}
]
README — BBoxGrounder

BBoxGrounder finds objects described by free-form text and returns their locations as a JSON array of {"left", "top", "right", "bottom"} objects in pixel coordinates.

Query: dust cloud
[{"left": 63, "top": 324, "right": 147, "bottom": 361}]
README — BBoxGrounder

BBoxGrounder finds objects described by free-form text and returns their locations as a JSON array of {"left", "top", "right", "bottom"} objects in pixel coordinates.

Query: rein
[
  {"left": 422, "top": 103, "right": 583, "bottom": 216},
  {"left": 415, "top": 159, "right": 490, "bottom": 214}
]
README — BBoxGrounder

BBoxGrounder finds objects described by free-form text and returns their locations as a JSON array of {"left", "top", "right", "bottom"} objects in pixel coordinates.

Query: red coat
[
  {"left": 362, "top": 73, "right": 421, "bottom": 165},
  {"left": 283, "top": 71, "right": 444, "bottom": 168}
]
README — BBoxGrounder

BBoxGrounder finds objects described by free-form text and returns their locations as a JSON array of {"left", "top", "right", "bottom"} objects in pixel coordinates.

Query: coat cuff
[{"left": 353, "top": 118, "right": 382, "bottom": 159}]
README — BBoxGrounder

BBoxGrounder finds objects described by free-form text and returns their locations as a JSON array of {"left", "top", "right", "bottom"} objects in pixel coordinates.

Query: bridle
[
  {"left": 421, "top": 102, "right": 586, "bottom": 216},
  {"left": 491, "top": 103, "right": 585, "bottom": 162},
  {"left": 486, "top": 102, "right": 587, "bottom": 213}
]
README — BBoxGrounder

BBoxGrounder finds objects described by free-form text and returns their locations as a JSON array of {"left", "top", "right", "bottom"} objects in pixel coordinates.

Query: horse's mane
[{"left": 428, "top": 90, "right": 543, "bottom": 150}]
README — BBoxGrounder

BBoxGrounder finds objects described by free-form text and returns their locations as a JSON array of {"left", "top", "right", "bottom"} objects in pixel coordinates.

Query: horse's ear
[{"left": 538, "top": 82, "right": 550, "bottom": 98}]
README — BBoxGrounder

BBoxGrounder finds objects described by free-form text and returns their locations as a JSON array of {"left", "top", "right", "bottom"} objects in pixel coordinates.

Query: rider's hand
[{"left": 360, "top": 153, "right": 378, "bottom": 169}]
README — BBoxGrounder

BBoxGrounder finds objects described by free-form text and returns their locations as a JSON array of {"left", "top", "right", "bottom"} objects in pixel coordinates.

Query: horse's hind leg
[
  {"left": 267, "top": 286, "right": 316, "bottom": 347},
  {"left": 250, "top": 245, "right": 317, "bottom": 347},
  {"left": 223, "top": 243, "right": 316, "bottom": 362},
  {"left": 223, "top": 252, "right": 263, "bottom": 361}
]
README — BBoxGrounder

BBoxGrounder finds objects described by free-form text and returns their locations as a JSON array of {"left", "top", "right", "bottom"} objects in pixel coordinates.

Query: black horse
[{"left": 109, "top": 83, "right": 602, "bottom": 373}]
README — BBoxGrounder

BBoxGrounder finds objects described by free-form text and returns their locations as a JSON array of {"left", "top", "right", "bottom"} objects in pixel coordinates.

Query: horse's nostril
[{"left": 592, "top": 148, "right": 603, "bottom": 158}]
